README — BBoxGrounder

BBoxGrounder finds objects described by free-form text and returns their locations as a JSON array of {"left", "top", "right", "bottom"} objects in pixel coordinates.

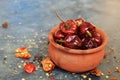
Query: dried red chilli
[{"left": 24, "top": 63, "right": 36, "bottom": 74}]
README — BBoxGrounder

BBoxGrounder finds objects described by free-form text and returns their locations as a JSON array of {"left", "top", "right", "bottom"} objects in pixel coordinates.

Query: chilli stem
[{"left": 55, "top": 10, "right": 64, "bottom": 22}]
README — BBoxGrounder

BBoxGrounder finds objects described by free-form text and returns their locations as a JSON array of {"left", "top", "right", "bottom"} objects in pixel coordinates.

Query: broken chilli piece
[
  {"left": 15, "top": 47, "right": 31, "bottom": 59},
  {"left": 41, "top": 57, "right": 55, "bottom": 72}
]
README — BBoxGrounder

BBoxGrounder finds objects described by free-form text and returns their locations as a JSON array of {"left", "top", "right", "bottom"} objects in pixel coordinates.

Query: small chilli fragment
[
  {"left": 15, "top": 47, "right": 31, "bottom": 59},
  {"left": 2, "top": 22, "right": 8, "bottom": 28},
  {"left": 115, "top": 67, "right": 120, "bottom": 72},
  {"left": 49, "top": 74, "right": 54, "bottom": 80},
  {"left": 111, "top": 77, "right": 118, "bottom": 80},
  {"left": 90, "top": 68, "right": 103, "bottom": 76},
  {"left": 108, "top": 70, "right": 112, "bottom": 75},
  {"left": 41, "top": 57, "right": 55, "bottom": 72},
  {"left": 24, "top": 62, "right": 36, "bottom": 74}
]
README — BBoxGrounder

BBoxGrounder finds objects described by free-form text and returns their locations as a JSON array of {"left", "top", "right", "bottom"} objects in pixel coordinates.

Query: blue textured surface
[{"left": 0, "top": 0, "right": 120, "bottom": 80}]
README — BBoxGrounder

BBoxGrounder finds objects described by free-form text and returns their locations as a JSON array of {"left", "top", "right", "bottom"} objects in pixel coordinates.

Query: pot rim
[{"left": 48, "top": 25, "right": 108, "bottom": 55}]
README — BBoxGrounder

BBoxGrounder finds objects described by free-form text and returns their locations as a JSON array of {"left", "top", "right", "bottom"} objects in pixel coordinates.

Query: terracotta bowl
[{"left": 48, "top": 25, "right": 108, "bottom": 73}]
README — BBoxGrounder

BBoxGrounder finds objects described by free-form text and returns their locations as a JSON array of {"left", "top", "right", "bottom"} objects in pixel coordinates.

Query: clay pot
[{"left": 48, "top": 25, "right": 108, "bottom": 73}]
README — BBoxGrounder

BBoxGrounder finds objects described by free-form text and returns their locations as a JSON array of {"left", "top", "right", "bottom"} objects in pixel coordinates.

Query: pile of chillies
[{"left": 54, "top": 18, "right": 102, "bottom": 49}]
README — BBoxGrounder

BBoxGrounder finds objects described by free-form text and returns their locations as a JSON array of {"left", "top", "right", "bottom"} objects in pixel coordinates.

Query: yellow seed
[
  {"left": 23, "top": 63, "right": 26, "bottom": 66},
  {"left": 101, "top": 73, "right": 104, "bottom": 75},
  {"left": 39, "top": 76, "right": 43, "bottom": 78},
  {"left": 64, "top": 75, "right": 67, "bottom": 78},
  {"left": 5, "top": 61, "right": 7, "bottom": 64},
  {"left": 116, "top": 67, "right": 119, "bottom": 69},
  {"left": 21, "top": 78, "right": 25, "bottom": 80},
  {"left": 105, "top": 75, "right": 109, "bottom": 79},
  {"left": 21, "top": 60, "right": 24, "bottom": 63},
  {"left": 5, "top": 56, "right": 7, "bottom": 58},
  {"left": 46, "top": 73, "right": 49, "bottom": 77},
  {"left": 48, "top": 64, "right": 52, "bottom": 67},
  {"left": 18, "top": 65, "right": 22, "bottom": 69},
  {"left": 15, "top": 49, "right": 19, "bottom": 52},
  {"left": 81, "top": 74, "right": 87, "bottom": 78},
  {"left": 88, "top": 78, "right": 92, "bottom": 80},
  {"left": 21, "top": 52, "right": 24, "bottom": 55},
  {"left": 76, "top": 21, "right": 82, "bottom": 26}
]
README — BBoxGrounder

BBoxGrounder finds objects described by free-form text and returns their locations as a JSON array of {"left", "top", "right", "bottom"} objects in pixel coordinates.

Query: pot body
[
  {"left": 48, "top": 25, "right": 108, "bottom": 72},
  {"left": 48, "top": 43, "right": 104, "bottom": 72}
]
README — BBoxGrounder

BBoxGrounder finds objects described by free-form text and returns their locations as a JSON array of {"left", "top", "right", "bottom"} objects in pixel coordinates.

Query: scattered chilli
[
  {"left": 111, "top": 78, "right": 118, "bottom": 80},
  {"left": 2, "top": 22, "right": 8, "bottom": 28},
  {"left": 15, "top": 47, "right": 31, "bottom": 59},
  {"left": 90, "top": 68, "right": 103, "bottom": 76},
  {"left": 108, "top": 70, "right": 112, "bottom": 75},
  {"left": 41, "top": 57, "right": 55, "bottom": 72},
  {"left": 24, "top": 62, "right": 36, "bottom": 74},
  {"left": 115, "top": 67, "right": 120, "bottom": 72}
]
